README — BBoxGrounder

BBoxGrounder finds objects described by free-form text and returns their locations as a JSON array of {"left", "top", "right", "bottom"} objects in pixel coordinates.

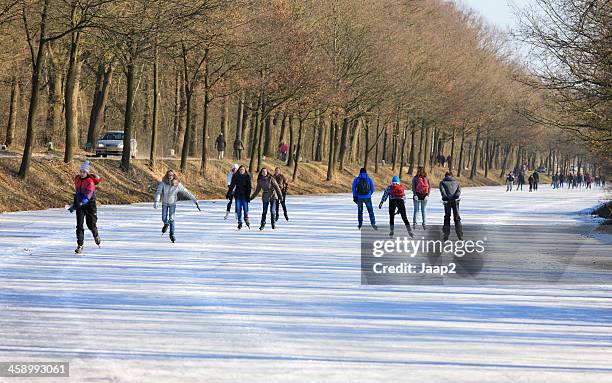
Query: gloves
[
  {"left": 68, "top": 205, "right": 76, "bottom": 213},
  {"left": 226, "top": 190, "right": 232, "bottom": 200},
  {"left": 378, "top": 202, "right": 383, "bottom": 209},
  {"left": 81, "top": 197, "right": 89, "bottom": 205}
]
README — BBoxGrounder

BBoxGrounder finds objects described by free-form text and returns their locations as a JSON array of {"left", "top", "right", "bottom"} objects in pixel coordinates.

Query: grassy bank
[{"left": 0, "top": 154, "right": 512, "bottom": 213}]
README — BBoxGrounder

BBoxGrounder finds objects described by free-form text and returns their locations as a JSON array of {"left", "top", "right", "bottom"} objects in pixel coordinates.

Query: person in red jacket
[{"left": 68, "top": 161, "right": 103, "bottom": 254}]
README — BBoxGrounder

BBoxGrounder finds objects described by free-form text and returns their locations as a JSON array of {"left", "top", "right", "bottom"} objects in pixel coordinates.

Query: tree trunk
[
  {"left": 326, "top": 116, "right": 337, "bottom": 180},
  {"left": 64, "top": 30, "right": 81, "bottom": 163},
  {"left": 120, "top": 62, "right": 136, "bottom": 171},
  {"left": 45, "top": 47, "right": 62, "bottom": 146},
  {"left": 374, "top": 116, "right": 380, "bottom": 173},
  {"left": 180, "top": 86, "right": 193, "bottom": 171},
  {"left": 337, "top": 116, "right": 349, "bottom": 170},
  {"left": 87, "top": 63, "right": 112, "bottom": 152},
  {"left": 220, "top": 95, "right": 229, "bottom": 138},
  {"left": 449, "top": 127, "right": 456, "bottom": 171},
  {"left": 175, "top": 71, "right": 187, "bottom": 154},
  {"left": 234, "top": 92, "right": 244, "bottom": 157},
  {"left": 149, "top": 49, "right": 159, "bottom": 165},
  {"left": 417, "top": 121, "right": 425, "bottom": 167},
  {"left": 5, "top": 76, "right": 18, "bottom": 147},
  {"left": 200, "top": 76, "right": 211, "bottom": 173},
  {"left": 287, "top": 115, "right": 295, "bottom": 166},
  {"left": 256, "top": 107, "right": 265, "bottom": 172},
  {"left": 172, "top": 70, "right": 179, "bottom": 148},
  {"left": 457, "top": 127, "right": 465, "bottom": 178},
  {"left": 19, "top": 0, "right": 49, "bottom": 179},
  {"left": 277, "top": 112, "right": 287, "bottom": 150},
  {"left": 423, "top": 121, "right": 431, "bottom": 169},
  {"left": 398, "top": 122, "right": 408, "bottom": 178},
  {"left": 263, "top": 111, "right": 273, "bottom": 157},
  {"left": 189, "top": 90, "right": 198, "bottom": 157},
  {"left": 315, "top": 113, "right": 324, "bottom": 161},
  {"left": 292, "top": 119, "right": 304, "bottom": 182},
  {"left": 407, "top": 122, "right": 415, "bottom": 175},
  {"left": 242, "top": 101, "right": 252, "bottom": 152},
  {"left": 248, "top": 95, "right": 262, "bottom": 174},
  {"left": 470, "top": 129, "right": 480, "bottom": 179}
]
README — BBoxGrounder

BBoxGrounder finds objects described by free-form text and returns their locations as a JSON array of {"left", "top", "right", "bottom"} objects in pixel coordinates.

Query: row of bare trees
[{"left": 0, "top": 0, "right": 607, "bottom": 181}]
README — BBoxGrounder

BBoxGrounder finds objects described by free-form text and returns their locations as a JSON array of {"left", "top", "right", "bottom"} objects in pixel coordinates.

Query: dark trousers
[
  {"left": 76, "top": 200, "right": 98, "bottom": 246},
  {"left": 275, "top": 191, "right": 288, "bottom": 220},
  {"left": 443, "top": 200, "right": 461, "bottom": 226},
  {"left": 234, "top": 149, "right": 242, "bottom": 160},
  {"left": 261, "top": 199, "right": 278, "bottom": 224},
  {"left": 226, "top": 186, "right": 234, "bottom": 212},
  {"left": 389, "top": 199, "right": 410, "bottom": 227}
]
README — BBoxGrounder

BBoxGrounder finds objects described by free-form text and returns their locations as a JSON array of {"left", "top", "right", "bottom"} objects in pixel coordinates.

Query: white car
[{"left": 95, "top": 131, "right": 137, "bottom": 158}]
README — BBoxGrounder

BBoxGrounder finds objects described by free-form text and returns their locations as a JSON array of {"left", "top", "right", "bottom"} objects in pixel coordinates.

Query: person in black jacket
[
  {"left": 439, "top": 171, "right": 462, "bottom": 240},
  {"left": 229, "top": 165, "right": 251, "bottom": 229},
  {"left": 216, "top": 133, "right": 226, "bottom": 159}
]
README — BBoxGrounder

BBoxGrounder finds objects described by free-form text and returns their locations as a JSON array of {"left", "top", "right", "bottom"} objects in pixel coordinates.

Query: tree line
[{"left": 0, "top": 0, "right": 608, "bottom": 182}]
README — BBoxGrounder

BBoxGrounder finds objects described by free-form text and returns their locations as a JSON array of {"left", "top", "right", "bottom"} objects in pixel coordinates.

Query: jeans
[
  {"left": 162, "top": 204, "right": 176, "bottom": 235},
  {"left": 275, "top": 191, "right": 288, "bottom": 220},
  {"left": 412, "top": 197, "right": 427, "bottom": 225},
  {"left": 235, "top": 198, "right": 249, "bottom": 223},
  {"left": 357, "top": 197, "right": 375, "bottom": 226},
  {"left": 261, "top": 199, "right": 278, "bottom": 224},
  {"left": 226, "top": 186, "right": 234, "bottom": 212},
  {"left": 76, "top": 199, "right": 98, "bottom": 246},
  {"left": 506, "top": 181, "right": 513, "bottom": 191}
]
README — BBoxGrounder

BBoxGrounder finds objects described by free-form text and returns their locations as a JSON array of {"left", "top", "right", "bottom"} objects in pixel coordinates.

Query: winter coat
[
  {"left": 251, "top": 175, "right": 282, "bottom": 202},
  {"left": 273, "top": 173, "right": 289, "bottom": 194},
  {"left": 352, "top": 170, "right": 375, "bottom": 199},
  {"left": 227, "top": 169, "right": 237, "bottom": 186},
  {"left": 215, "top": 135, "right": 226, "bottom": 150},
  {"left": 439, "top": 175, "right": 461, "bottom": 203},
  {"left": 74, "top": 174, "right": 103, "bottom": 205},
  {"left": 230, "top": 172, "right": 252, "bottom": 200},
  {"left": 411, "top": 176, "right": 431, "bottom": 199},
  {"left": 233, "top": 139, "right": 244, "bottom": 151},
  {"left": 154, "top": 180, "right": 197, "bottom": 206},
  {"left": 533, "top": 171, "right": 539, "bottom": 183}
]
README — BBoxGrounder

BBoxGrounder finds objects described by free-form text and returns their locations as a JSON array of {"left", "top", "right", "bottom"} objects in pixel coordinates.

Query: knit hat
[
  {"left": 80, "top": 160, "right": 91, "bottom": 174},
  {"left": 391, "top": 175, "right": 400, "bottom": 184},
  {"left": 232, "top": 163, "right": 239, "bottom": 170},
  {"left": 359, "top": 167, "right": 367, "bottom": 174}
]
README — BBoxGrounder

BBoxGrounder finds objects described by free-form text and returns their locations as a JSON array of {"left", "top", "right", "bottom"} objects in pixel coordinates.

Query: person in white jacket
[
  {"left": 153, "top": 169, "right": 200, "bottom": 243},
  {"left": 225, "top": 163, "right": 239, "bottom": 219}
]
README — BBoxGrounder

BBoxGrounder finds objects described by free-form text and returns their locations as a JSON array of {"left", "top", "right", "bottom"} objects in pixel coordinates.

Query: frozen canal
[{"left": 0, "top": 185, "right": 610, "bottom": 382}]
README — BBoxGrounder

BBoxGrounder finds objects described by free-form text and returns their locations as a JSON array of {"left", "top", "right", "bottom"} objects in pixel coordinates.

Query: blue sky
[{"left": 457, "top": 0, "right": 531, "bottom": 31}]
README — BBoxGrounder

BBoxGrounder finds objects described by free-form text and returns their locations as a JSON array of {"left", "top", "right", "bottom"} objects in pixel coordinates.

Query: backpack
[
  {"left": 390, "top": 183, "right": 404, "bottom": 198},
  {"left": 415, "top": 176, "right": 429, "bottom": 199},
  {"left": 355, "top": 177, "right": 371, "bottom": 195}
]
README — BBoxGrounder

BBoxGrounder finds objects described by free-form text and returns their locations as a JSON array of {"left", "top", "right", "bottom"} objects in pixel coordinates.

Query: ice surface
[{"left": 0, "top": 185, "right": 610, "bottom": 382}]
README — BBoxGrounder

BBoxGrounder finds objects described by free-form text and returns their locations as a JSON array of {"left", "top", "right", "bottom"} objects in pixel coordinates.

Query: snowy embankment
[{"left": 0, "top": 185, "right": 610, "bottom": 382}]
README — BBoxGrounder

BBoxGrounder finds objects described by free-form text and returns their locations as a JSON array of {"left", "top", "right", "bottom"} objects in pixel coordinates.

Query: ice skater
[
  {"left": 411, "top": 167, "right": 430, "bottom": 228},
  {"left": 229, "top": 165, "right": 252, "bottom": 229},
  {"left": 153, "top": 169, "right": 200, "bottom": 243},
  {"left": 250, "top": 167, "right": 283, "bottom": 230},
  {"left": 379, "top": 176, "right": 413, "bottom": 237},
  {"left": 225, "top": 163, "right": 239, "bottom": 219},
  {"left": 273, "top": 167, "right": 289, "bottom": 222},
  {"left": 68, "top": 160, "right": 104, "bottom": 254},
  {"left": 352, "top": 167, "right": 377, "bottom": 230}
]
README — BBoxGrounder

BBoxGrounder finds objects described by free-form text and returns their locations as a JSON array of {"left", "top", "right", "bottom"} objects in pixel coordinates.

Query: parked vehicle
[
  {"left": 95, "top": 131, "right": 137, "bottom": 158},
  {"left": 537, "top": 165, "right": 547, "bottom": 173}
]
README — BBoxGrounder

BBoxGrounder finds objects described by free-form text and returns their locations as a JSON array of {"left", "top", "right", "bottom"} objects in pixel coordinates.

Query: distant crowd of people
[{"left": 505, "top": 167, "right": 605, "bottom": 192}]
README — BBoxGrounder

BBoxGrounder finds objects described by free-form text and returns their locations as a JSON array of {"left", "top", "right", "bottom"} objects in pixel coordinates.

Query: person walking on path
[
  {"left": 154, "top": 169, "right": 201, "bottom": 243},
  {"left": 68, "top": 161, "right": 104, "bottom": 254},
  {"left": 411, "top": 167, "right": 431, "bottom": 229},
  {"left": 352, "top": 167, "right": 377, "bottom": 230},
  {"left": 379, "top": 176, "right": 413, "bottom": 237},
  {"left": 250, "top": 167, "right": 283, "bottom": 230},
  {"left": 225, "top": 164, "right": 239, "bottom": 220},
  {"left": 439, "top": 171, "right": 462, "bottom": 240},
  {"left": 229, "top": 165, "right": 252, "bottom": 230},
  {"left": 506, "top": 172, "right": 514, "bottom": 192},
  {"left": 233, "top": 137, "right": 244, "bottom": 160},
  {"left": 215, "top": 133, "right": 226, "bottom": 159},
  {"left": 273, "top": 167, "right": 290, "bottom": 222}
]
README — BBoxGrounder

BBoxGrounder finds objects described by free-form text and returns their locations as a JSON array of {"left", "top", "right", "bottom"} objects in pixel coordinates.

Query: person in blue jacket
[{"left": 352, "top": 167, "right": 377, "bottom": 230}]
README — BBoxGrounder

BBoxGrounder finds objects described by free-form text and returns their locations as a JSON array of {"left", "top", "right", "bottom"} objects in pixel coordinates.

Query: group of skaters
[
  {"left": 505, "top": 169, "right": 541, "bottom": 192},
  {"left": 352, "top": 167, "right": 462, "bottom": 238},
  {"left": 551, "top": 172, "right": 604, "bottom": 189}
]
